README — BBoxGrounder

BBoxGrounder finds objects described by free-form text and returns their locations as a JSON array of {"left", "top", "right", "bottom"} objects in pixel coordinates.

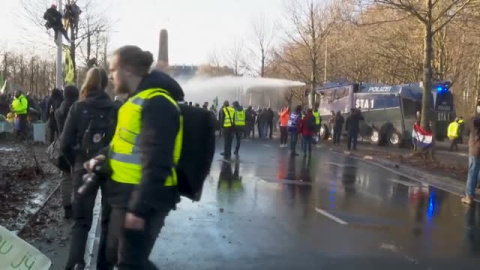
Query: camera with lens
[{"left": 77, "top": 156, "right": 111, "bottom": 195}]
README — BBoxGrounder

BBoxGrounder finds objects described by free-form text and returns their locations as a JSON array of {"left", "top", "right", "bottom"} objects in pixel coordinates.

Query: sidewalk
[
  {"left": 323, "top": 141, "right": 478, "bottom": 200},
  {"left": 354, "top": 140, "right": 468, "bottom": 167}
]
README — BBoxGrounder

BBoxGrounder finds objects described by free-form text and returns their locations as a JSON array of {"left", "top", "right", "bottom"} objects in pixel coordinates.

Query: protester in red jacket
[{"left": 300, "top": 109, "right": 315, "bottom": 157}]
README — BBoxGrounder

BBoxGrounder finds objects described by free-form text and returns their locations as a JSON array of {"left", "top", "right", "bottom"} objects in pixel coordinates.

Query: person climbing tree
[
  {"left": 44, "top": 4, "right": 71, "bottom": 43},
  {"left": 64, "top": 1, "right": 82, "bottom": 37}
]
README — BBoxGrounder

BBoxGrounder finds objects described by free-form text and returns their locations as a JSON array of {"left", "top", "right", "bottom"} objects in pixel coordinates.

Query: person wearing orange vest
[{"left": 279, "top": 107, "right": 290, "bottom": 147}]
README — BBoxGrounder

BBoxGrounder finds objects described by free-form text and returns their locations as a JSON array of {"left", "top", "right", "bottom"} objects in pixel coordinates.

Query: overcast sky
[{"left": 0, "top": 0, "right": 286, "bottom": 65}]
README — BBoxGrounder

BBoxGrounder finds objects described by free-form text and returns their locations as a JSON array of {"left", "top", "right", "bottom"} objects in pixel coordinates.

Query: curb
[{"left": 328, "top": 147, "right": 479, "bottom": 200}]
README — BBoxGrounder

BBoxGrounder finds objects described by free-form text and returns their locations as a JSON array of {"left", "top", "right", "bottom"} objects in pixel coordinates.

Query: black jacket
[
  {"left": 107, "top": 71, "right": 185, "bottom": 218},
  {"left": 246, "top": 109, "right": 257, "bottom": 123},
  {"left": 55, "top": 100, "right": 75, "bottom": 134},
  {"left": 60, "top": 91, "right": 118, "bottom": 169},
  {"left": 345, "top": 112, "right": 364, "bottom": 132},
  {"left": 265, "top": 109, "right": 274, "bottom": 123},
  {"left": 44, "top": 8, "right": 63, "bottom": 28},
  {"left": 334, "top": 114, "right": 345, "bottom": 130},
  {"left": 47, "top": 92, "right": 64, "bottom": 128}
]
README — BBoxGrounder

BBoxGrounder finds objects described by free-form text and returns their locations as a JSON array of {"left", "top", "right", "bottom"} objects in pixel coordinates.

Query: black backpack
[
  {"left": 79, "top": 105, "right": 116, "bottom": 160},
  {"left": 176, "top": 104, "right": 216, "bottom": 201}
]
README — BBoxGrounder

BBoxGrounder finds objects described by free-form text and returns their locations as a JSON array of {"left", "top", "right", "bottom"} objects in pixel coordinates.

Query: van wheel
[
  {"left": 370, "top": 129, "right": 381, "bottom": 145},
  {"left": 320, "top": 124, "right": 330, "bottom": 140},
  {"left": 389, "top": 131, "right": 403, "bottom": 147}
]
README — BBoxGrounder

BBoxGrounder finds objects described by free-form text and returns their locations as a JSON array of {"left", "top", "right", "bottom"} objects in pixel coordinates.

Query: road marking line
[
  {"left": 315, "top": 207, "right": 348, "bottom": 225},
  {"left": 325, "top": 162, "right": 356, "bottom": 168},
  {"left": 263, "top": 144, "right": 272, "bottom": 147},
  {"left": 388, "top": 178, "right": 418, "bottom": 187}
]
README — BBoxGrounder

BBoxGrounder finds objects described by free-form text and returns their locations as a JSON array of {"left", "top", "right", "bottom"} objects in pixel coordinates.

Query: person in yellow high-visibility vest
[
  {"left": 10, "top": 90, "right": 29, "bottom": 140},
  {"left": 87, "top": 45, "right": 185, "bottom": 269},
  {"left": 233, "top": 101, "right": 246, "bottom": 156},
  {"left": 448, "top": 117, "right": 461, "bottom": 152},
  {"left": 220, "top": 100, "right": 235, "bottom": 159}
]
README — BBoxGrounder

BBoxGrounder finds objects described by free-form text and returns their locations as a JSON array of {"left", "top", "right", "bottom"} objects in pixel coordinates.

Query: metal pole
[{"left": 55, "top": 0, "right": 63, "bottom": 89}]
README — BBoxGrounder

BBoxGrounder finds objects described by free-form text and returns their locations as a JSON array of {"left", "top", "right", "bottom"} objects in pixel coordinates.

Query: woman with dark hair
[
  {"left": 61, "top": 67, "right": 119, "bottom": 270},
  {"left": 55, "top": 84, "right": 79, "bottom": 219}
]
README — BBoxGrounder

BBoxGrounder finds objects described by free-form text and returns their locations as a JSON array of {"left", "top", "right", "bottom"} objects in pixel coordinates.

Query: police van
[{"left": 316, "top": 82, "right": 455, "bottom": 147}]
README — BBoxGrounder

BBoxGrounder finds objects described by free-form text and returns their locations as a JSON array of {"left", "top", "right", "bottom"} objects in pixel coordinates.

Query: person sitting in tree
[
  {"left": 43, "top": 4, "right": 71, "bottom": 43},
  {"left": 64, "top": 1, "right": 82, "bottom": 37}
]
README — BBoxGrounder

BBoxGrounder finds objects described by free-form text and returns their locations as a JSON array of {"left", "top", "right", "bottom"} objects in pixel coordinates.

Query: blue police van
[{"left": 316, "top": 82, "right": 455, "bottom": 147}]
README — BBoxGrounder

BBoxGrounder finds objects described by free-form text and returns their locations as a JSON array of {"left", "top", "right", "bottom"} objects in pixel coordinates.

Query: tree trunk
[
  {"left": 310, "top": 74, "right": 316, "bottom": 107},
  {"left": 421, "top": 0, "right": 435, "bottom": 158},
  {"left": 421, "top": 7, "right": 433, "bottom": 131},
  {"left": 475, "top": 61, "right": 480, "bottom": 114}
]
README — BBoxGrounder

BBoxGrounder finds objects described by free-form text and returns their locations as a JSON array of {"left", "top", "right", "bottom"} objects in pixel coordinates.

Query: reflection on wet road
[{"left": 151, "top": 140, "right": 480, "bottom": 269}]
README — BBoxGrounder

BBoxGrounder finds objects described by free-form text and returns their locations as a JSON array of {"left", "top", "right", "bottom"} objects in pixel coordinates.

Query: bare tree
[
  {"left": 281, "top": 0, "right": 337, "bottom": 106},
  {"left": 225, "top": 38, "right": 248, "bottom": 76},
  {"left": 251, "top": 15, "right": 275, "bottom": 78},
  {"left": 196, "top": 51, "right": 235, "bottom": 77},
  {"left": 368, "top": 0, "right": 478, "bottom": 134}
]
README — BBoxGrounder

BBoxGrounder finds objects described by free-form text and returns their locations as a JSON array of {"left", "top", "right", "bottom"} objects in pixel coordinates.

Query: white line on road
[
  {"left": 315, "top": 207, "right": 348, "bottom": 225},
  {"left": 325, "top": 162, "right": 357, "bottom": 168},
  {"left": 263, "top": 144, "right": 272, "bottom": 147},
  {"left": 388, "top": 178, "right": 419, "bottom": 187}
]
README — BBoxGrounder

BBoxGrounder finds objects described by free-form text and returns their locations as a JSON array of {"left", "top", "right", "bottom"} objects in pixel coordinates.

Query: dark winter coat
[
  {"left": 47, "top": 90, "right": 64, "bottom": 129},
  {"left": 265, "top": 109, "right": 274, "bottom": 123},
  {"left": 39, "top": 97, "right": 49, "bottom": 121},
  {"left": 246, "top": 108, "right": 257, "bottom": 124},
  {"left": 106, "top": 70, "right": 185, "bottom": 218},
  {"left": 345, "top": 112, "right": 364, "bottom": 133},
  {"left": 60, "top": 90, "right": 118, "bottom": 169},
  {"left": 43, "top": 8, "right": 63, "bottom": 28},
  {"left": 54, "top": 100, "right": 76, "bottom": 134},
  {"left": 54, "top": 86, "right": 79, "bottom": 134},
  {"left": 334, "top": 114, "right": 345, "bottom": 130},
  {"left": 257, "top": 110, "right": 266, "bottom": 124}
]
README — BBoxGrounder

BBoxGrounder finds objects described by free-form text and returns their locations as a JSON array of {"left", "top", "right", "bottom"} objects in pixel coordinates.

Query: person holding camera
[{"left": 60, "top": 67, "right": 119, "bottom": 270}]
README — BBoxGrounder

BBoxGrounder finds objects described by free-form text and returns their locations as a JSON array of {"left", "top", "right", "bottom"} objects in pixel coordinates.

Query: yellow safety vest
[
  {"left": 234, "top": 109, "right": 246, "bottom": 126},
  {"left": 223, "top": 107, "right": 236, "bottom": 127},
  {"left": 447, "top": 121, "right": 460, "bottom": 139},
  {"left": 313, "top": 111, "right": 321, "bottom": 125},
  {"left": 109, "top": 88, "right": 183, "bottom": 186},
  {"left": 12, "top": 95, "right": 28, "bottom": 115}
]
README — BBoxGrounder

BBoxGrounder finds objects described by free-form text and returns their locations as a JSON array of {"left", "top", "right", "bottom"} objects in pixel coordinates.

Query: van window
[
  {"left": 322, "top": 91, "right": 335, "bottom": 104},
  {"left": 335, "top": 88, "right": 349, "bottom": 100},
  {"left": 402, "top": 98, "right": 420, "bottom": 118}
]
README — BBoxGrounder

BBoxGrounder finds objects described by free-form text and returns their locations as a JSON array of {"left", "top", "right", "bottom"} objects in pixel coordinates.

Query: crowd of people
[{"left": 209, "top": 100, "right": 366, "bottom": 159}]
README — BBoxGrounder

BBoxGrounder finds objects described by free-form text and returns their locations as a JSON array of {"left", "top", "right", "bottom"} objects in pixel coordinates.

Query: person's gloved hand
[{"left": 83, "top": 154, "right": 106, "bottom": 173}]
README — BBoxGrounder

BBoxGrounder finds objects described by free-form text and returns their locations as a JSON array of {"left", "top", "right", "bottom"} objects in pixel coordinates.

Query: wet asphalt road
[{"left": 149, "top": 139, "right": 480, "bottom": 270}]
